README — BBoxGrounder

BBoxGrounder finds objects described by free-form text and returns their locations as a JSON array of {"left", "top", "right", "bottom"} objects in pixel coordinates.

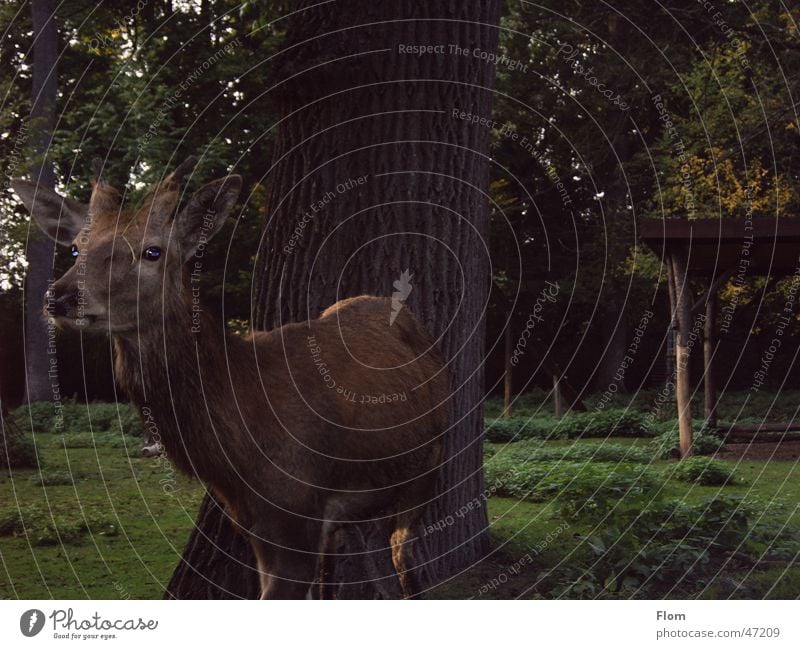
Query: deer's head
[{"left": 11, "top": 157, "right": 241, "bottom": 335}]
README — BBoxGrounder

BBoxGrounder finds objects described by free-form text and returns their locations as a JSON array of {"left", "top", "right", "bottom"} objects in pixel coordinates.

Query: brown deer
[{"left": 11, "top": 158, "right": 447, "bottom": 598}]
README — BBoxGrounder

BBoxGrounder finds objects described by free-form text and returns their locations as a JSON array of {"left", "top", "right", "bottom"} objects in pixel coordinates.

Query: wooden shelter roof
[{"left": 639, "top": 217, "right": 800, "bottom": 277}]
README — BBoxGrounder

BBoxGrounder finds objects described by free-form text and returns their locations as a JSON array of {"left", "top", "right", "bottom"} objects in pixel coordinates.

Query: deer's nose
[{"left": 44, "top": 288, "right": 77, "bottom": 317}]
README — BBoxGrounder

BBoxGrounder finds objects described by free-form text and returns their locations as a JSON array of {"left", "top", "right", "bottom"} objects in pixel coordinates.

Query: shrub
[
  {"left": 40, "top": 432, "right": 140, "bottom": 450},
  {"left": 12, "top": 401, "right": 56, "bottom": 433},
  {"left": 0, "top": 414, "right": 39, "bottom": 470},
  {"left": 568, "top": 409, "right": 648, "bottom": 438},
  {"left": 667, "top": 457, "right": 738, "bottom": 486},
  {"left": 488, "top": 441, "right": 653, "bottom": 465},
  {"left": 485, "top": 454, "right": 661, "bottom": 513},
  {"left": 485, "top": 408, "right": 650, "bottom": 443},
  {"left": 118, "top": 408, "right": 145, "bottom": 437},
  {"left": 13, "top": 401, "right": 144, "bottom": 436},
  {"left": 63, "top": 401, "right": 112, "bottom": 432},
  {"left": 541, "top": 496, "right": 755, "bottom": 598},
  {"left": 1, "top": 432, "right": 38, "bottom": 470},
  {"left": 483, "top": 389, "right": 551, "bottom": 418},
  {"left": 0, "top": 504, "right": 118, "bottom": 546},
  {"left": 484, "top": 417, "right": 538, "bottom": 443},
  {"left": 650, "top": 424, "right": 724, "bottom": 458}
]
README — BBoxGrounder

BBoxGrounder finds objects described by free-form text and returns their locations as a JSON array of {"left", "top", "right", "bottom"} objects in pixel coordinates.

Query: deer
[{"left": 11, "top": 157, "right": 448, "bottom": 599}]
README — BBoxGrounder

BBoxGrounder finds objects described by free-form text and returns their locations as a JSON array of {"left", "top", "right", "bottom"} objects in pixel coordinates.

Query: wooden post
[
  {"left": 665, "top": 257, "right": 678, "bottom": 399},
  {"left": 541, "top": 358, "right": 587, "bottom": 411},
  {"left": 553, "top": 374, "right": 563, "bottom": 417},
  {"left": 671, "top": 248, "right": 693, "bottom": 458},
  {"left": 503, "top": 322, "right": 513, "bottom": 418},
  {"left": 704, "top": 291, "right": 718, "bottom": 428}
]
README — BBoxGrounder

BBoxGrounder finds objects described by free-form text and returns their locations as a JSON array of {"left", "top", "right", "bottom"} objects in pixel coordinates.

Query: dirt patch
[
  {"left": 714, "top": 440, "right": 800, "bottom": 461},
  {"left": 426, "top": 547, "right": 546, "bottom": 599}
]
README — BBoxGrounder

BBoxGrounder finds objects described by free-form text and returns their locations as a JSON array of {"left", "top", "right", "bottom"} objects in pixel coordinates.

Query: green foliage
[
  {"left": 489, "top": 440, "right": 653, "bottom": 464},
  {"left": 650, "top": 424, "right": 725, "bottom": 458},
  {"left": 62, "top": 402, "right": 145, "bottom": 437},
  {"left": 485, "top": 408, "right": 649, "bottom": 443},
  {"left": 40, "top": 432, "right": 140, "bottom": 451},
  {"left": 667, "top": 457, "right": 739, "bottom": 486},
  {"left": 568, "top": 409, "right": 649, "bottom": 438},
  {"left": 0, "top": 503, "right": 118, "bottom": 546},
  {"left": 483, "top": 390, "right": 550, "bottom": 419},
  {"left": 484, "top": 431, "right": 759, "bottom": 598},
  {"left": 13, "top": 401, "right": 144, "bottom": 436},
  {"left": 1, "top": 432, "right": 38, "bottom": 470},
  {"left": 12, "top": 401, "right": 55, "bottom": 434},
  {"left": 28, "top": 470, "right": 89, "bottom": 487},
  {"left": 485, "top": 453, "right": 661, "bottom": 511},
  {"left": 484, "top": 417, "right": 536, "bottom": 442},
  {"left": 1, "top": 412, "right": 39, "bottom": 471},
  {"left": 0, "top": 430, "right": 205, "bottom": 597},
  {"left": 544, "top": 495, "right": 754, "bottom": 598}
]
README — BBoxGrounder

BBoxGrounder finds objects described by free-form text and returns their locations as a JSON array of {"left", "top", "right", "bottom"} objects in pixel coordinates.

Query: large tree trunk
[
  {"left": 167, "top": 0, "right": 501, "bottom": 598},
  {"left": 24, "top": 0, "right": 58, "bottom": 403}
]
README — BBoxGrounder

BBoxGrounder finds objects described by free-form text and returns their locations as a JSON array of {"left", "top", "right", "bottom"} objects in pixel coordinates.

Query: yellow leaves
[
  {"left": 660, "top": 146, "right": 798, "bottom": 219},
  {"left": 779, "top": 10, "right": 800, "bottom": 37}
]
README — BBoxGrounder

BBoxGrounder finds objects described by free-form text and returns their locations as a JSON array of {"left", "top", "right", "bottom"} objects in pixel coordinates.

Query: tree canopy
[{"left": 2, "top": 0, "right": 799, "bottom": 402}]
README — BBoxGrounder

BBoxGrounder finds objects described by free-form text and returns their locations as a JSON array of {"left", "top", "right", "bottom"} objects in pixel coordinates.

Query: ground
[
  {"left": 1, "top": 420, "right": 798, "bottom": 599},
  {"left": 715, "top": 441, "right": 800, "bottom": 462},
  {"left": 431, "top": 460, "right": 800, "bottom": 599}
]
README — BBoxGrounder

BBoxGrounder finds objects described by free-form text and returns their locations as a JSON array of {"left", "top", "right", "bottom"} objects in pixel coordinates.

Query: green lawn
[
  {"left": 485, "top": 390, "right": 800, "bottom": 424},
  {"left": 0, "top": 434, "right": 204, "bottom": 598},
  {"left": 1, "top": 431, "right": 798, "bottom": 599},
  {"left": 430, "top": 442, "right": 800, "bottom": 599}
]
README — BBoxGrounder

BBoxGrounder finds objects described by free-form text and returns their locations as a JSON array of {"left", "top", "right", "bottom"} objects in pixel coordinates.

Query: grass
[
  {"left": 2, "top": 418, "right": 799, "bottom": 598},
  {"left": 0, "top": 433, "right": 204, "bottom": 598},
  {"left": 430, "top": 438, "right": 800, "bottom": 599},
  {"left": 486, "top": 390, "right": 800, "bottom": 424}
]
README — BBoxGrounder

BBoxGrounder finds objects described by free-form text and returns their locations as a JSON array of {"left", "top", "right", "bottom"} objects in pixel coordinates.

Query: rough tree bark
[
  {"left": 24, "top": 0, "right": 59, "bottom": 403},
  {"left": 167, "top": 0, "right": 501, "bottom": 598}
]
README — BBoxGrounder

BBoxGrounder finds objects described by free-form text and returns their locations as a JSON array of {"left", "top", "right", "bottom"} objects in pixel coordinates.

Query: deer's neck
[{"left": 113, "top": 290, "right": 244, "bottom": 478}]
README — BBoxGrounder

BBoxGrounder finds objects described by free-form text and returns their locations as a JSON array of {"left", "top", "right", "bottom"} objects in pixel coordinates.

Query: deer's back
[{"left": 244, "top": 296, "right": 447, "bottom": 490}]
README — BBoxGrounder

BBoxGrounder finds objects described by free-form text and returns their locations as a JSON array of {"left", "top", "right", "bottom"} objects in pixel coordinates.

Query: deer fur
[{"left": 12, "top": 158, "right": 447, "bottom": 598}]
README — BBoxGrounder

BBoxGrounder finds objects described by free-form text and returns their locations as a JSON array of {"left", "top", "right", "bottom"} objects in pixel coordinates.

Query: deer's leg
[
  {"left": 317, "top": 494, "right": 402, "bottom": 599},
  {"left": 317, "top": 509, "right": 342, "bottom": 600},
  {"left": 251, "top": 541, "right": 276, "bottom": 598},
  {"left": 249, "top": 513, "right": 322, "bottom": 600},
  {"left": 391, "top": 476, "right": 438, "bottom": 599},
  {"left": 391, "top": 513, "right": 424, "bottom": 598}
]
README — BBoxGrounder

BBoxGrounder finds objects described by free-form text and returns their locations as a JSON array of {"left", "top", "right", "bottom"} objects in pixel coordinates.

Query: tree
[
  {"left": 23, "top": 0, "right": 58, "bottom": 403},
  {"left": 484, "top": 1, "right": 795, "bottom": 396},
  {"left": 0, "top": 1, "right": 280, "bottom": 403},
  {"left": 167, "top": 0, "right": 502, "bottom": 598}
]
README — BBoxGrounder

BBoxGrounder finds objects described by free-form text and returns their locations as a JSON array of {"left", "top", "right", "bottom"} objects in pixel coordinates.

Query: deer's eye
[
  {"left": 143, "top": 246, "right": 162, "bottom": 262},
  {"left": 70, "top": 244, "right": 79, "bottom": 258}
]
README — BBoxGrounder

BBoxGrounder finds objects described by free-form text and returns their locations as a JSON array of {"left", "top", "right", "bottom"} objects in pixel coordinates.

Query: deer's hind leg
[
  {"left": 249, "top": 510, "right": 322, "bottom": 600},
  {"left": 317, "top": 494, "right": 406, "bottom": 599},
  {"left": 391, "top": 473, "right": 439, "bottom": 599},
  {"left": 391, "top": 511, "right": 425, "bottom": 598}
]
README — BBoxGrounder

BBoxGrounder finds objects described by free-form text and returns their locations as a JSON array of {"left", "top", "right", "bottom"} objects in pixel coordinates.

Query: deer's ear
[
  {"left": 10, "top": 179, "right": 88, "bottom": 246},
  {"left": 174, "top": 176, "right": 241, "bottom": 261}
]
